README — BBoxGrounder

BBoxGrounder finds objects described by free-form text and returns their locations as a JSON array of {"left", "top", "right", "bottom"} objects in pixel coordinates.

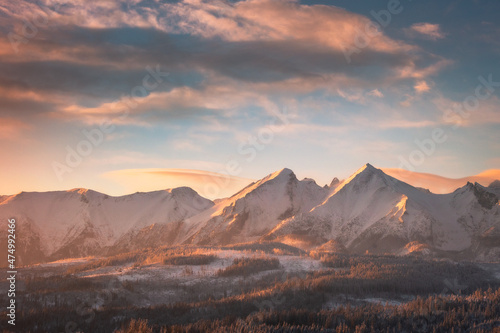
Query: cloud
[
  {"left": 162, "top": 0, "right": 414, "bottom": 54},
  {"left": 0, "top": 117, "right": 31, "bottom": 139},
  {"left": 0, "top": 0, "right": 452, "bottom": 129},
  {"left": 1, "top": 0, "right": 415, "bottom": 58},
  {"left": 368, "top": 89, "right": 384, "bottom": 98},
  {"left": 336, "top": 89, "right": 366, "bottom": 103},
  {"left": 52, "top": 83, "right": 276, "bottom": 126},
  {"left": 0, "top": 0, "right": 159, "bottom": 31},
  {"left": 103, "top": 168, "right": 254, "bottom": 199},
  {"left": 378, "top": 119, "right": 436, "bottom": 129},
  {"left": 87, "top": 152, "right": 227, "bottom": 171},
  {"left": 414, "top": 80, "right": 430, "bottom": 93},
  {"left": 408, "top": 23, "right": 446, "bottom": 40},
  {"left": 382, "top": 168, "right": 500, "bottom": 193},
  {"left": 397, "top": 58, "right": 453, "bottom": 80},
  {"left": 433, "top": 95, "right": 500, "bottom": 127}
]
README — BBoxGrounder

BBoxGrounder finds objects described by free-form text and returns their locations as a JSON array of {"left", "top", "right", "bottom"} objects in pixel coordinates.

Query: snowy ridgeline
[{"left": 0, "top": 164, "right": 499, "bottom": 265}]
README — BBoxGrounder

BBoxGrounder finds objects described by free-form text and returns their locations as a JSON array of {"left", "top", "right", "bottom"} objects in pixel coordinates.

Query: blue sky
[{"left": 0, "top": 0, "right": 499, "bottom": 197}]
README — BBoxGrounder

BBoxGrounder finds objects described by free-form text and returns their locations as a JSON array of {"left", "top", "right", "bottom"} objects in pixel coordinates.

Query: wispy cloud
[
  {"left": 103, "top": 168, "right": 254, "bottom": 199},
  {"left": 368, "top": 89, "right": 384, "bottom": 98},
  {"left": 382, "top": 168, "right": 500, "bottom": 193},
  {"left": 0, "top": 117, "right": 31, "bottom": 139},
  {"left": 408, "top": 23, "right": 446, "bottom": 40},
  {"left": 161, "top": 0, "right": 415, "bottom": 54},
  {"left": 0, "top": 0, "right": 451, "bottom": 130},
  {"left": 414, "top": 80, "right": 431, "bottom": 93},
  {"left": 433, "top": 95, "right": 500, "bottom": 127},
  {"left": 0, "top": 0, "right": 497, "bottom": 195}
]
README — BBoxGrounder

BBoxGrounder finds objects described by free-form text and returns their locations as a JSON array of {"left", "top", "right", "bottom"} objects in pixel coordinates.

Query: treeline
[
  {"left": 9, "top": 265, "right": 498, "bottom": 332},
  {"left": 163, "top": 254, "right": 218, "bottom": 266},
  {"left": 217, "top": 257, "right": 282, "bottom": 277},
  {"left": 222, "top": 242, "right": 306, "bottom": 256},
  {"left": 65, "top": 251, "right": 146, "bottom": 274},
  {"left": 116, "top": 288, "right": 500, "bottom": 333},
  {"left": 65, "top": 246, "right": 221, "bottom": 274},
  {"left": 3, "top": 252, "right": 499, "bottom": 332}
]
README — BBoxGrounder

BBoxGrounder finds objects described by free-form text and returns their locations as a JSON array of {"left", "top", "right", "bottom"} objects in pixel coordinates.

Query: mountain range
[{"left": 1, "top": 164, "right": 499, "bottom": 265}]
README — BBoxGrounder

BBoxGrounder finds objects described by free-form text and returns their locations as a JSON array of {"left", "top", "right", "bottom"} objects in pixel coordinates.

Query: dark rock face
[{"left": 471, "top": 183, "right": 499, "bottom": 209}]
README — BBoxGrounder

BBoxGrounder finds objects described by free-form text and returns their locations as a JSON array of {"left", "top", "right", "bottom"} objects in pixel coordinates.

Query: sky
[{"left": 0, "top": 0, "right": 499, "bottom": 199}]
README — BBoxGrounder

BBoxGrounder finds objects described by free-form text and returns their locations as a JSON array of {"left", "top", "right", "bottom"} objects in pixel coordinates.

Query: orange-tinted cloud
[
  {"left": 0, "top": 117, "right": 31, "bottom": 139},
  {"left": 0, "top": 0, "right": 451, "bottom": 131},
  {"left": 103, "top": 168, "right": 254, "bottom": 199},
  {"left": 414, "top": 80, "right": 430, "bottom": 93},
  {"left": 164, "top": 0, "right": 415, "bottom": 55},
  {"left": 382, "top": 168, "right": 500, "bottom": 193},
  {"left": 433, "top": 95, "right": 500, "bottom": 127},
  {"left": 409, "top": 23, "right": 446, "bottom": 40}
]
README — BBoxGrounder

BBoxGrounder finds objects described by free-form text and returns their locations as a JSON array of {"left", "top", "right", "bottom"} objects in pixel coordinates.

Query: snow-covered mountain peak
[
  {"left": 458, "top": 181, "right": 489, "bottom": 193},
  {"left": 489, "top": 179, "right": 500, "bottom": 188},
  {"left": 457, "top": 182, "right": 499, "bottom": 210},
  {"left": 264, "top": 167, "right": 296, "bottom": 182},
  {"left": 352, "top": 163, "right": 377, "bottom": 175},
  {"left": 223, "top": 168, "right": 297, "bottom": 202},
  {"left": 2, "top": 164, "right": 500, "bottom": 264},
  {"left": 183, "top": 167, "right": 328, "bottom": 245},
  {"left": 330, "top": 163, "right": 389, "bottom": 196},
  {"left": 363, "top": 162, "right": 375, "bottom": 169},
  {"left": 0, "top": 186, "right": 215, "bottom": 264},
  {"left": 169, "top": 186, "right": 202, "bottom": 197},
  {"left": 348, "top": 163, "right": 382, "bottom": 181},
  {"left": 329, "top": 177, "right": 340, "bottom": 188},
  {"left": 302, "top": 177, "right": 320, "bottom": 186}
]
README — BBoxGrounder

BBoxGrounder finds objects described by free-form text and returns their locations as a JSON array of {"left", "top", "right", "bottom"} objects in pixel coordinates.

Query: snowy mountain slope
[
  {"left": 0, "top": 187, "right": 213, "bottom": 265},
  {"left": 266, "top": 164, "right": 426, "bottom": 249},
  {"left": 266, "top": 164, "right": 500, "bottom": 258},
  {"left": 182, "top": 168, "right": 329, "bottom": 245},
  {"left": 487, "top": 180, "right": 500, "bottom": 197},
  {"left": 1, "top": 164, "right": 498, "bottom": 265}
]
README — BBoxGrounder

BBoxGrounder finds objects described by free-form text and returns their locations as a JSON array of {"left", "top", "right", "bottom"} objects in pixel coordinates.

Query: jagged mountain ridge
[
  {"left": 182, "top": 168, "right": 329, "bottom": 245},
  {"left": 0, "top": 187, "right": 213, "bottom": 265},
  {"left": 267, "top": 164, "right": 500, "bottom": 259},
  {"left": 1, "top": 164, "right": 499, "bottom": 265}
]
